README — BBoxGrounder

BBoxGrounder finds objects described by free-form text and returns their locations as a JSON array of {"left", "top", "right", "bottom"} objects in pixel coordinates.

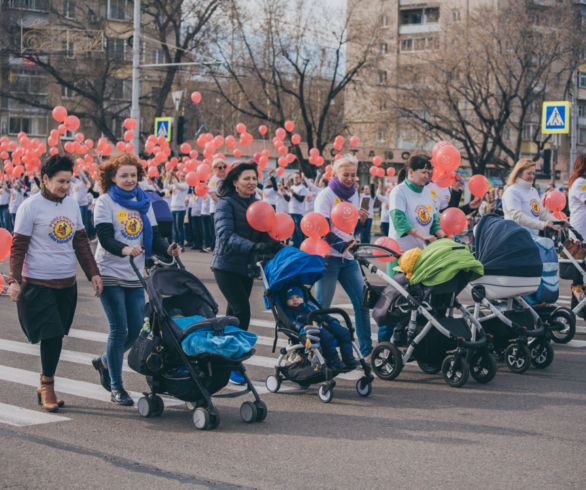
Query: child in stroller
[{"left": 282, "top": 285, "right": 359, "bottom": 371}]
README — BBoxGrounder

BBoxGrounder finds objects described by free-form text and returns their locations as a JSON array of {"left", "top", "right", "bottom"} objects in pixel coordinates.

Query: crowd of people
[{"left": 5, "top": 148, "right": 586, "bottom": 412}]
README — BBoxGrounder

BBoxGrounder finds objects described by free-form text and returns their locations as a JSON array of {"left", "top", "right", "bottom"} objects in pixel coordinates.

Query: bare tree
[
  {"left": 205, "top": 0, "right": 378, "bottom": 175},
  {"left": 389, "top": 1, "right": 583, "bottom": 175}
]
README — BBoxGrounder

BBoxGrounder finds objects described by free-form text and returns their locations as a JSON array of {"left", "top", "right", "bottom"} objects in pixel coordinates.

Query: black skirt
[{"left": 17, "top": 282, "right": 78, "bottom": 344}]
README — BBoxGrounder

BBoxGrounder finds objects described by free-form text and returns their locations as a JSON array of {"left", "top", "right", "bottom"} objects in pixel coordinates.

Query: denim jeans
[
  {"left": 291, "top": 213, "right": 303, "bottom": 248},
  {"left": 319, "top": 319, "right": 354, "bottom": 362},
  {"left": 315, "top": 256, "right": 372, "bottom": 356},
  {"left": 0, "top": 206, "right": 11, "bottom": 232},
  {"left": 172, "top": 210, "right": 186, "bottom": 247},
  {"left": 201, "top": 215, "right": 213, "bottom": 249},
  {"left": 189, "top": 215, "right": 203, "bottom": 249},
  {"left": 99, "top": 286, "right": 145, "bottom": 390},
  {"left": 360, "top": 218, "right": 372, "bottom": 244}
]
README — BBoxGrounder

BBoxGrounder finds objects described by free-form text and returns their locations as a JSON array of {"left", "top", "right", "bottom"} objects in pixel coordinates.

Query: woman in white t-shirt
[
  {"left": 567, "top": 154, "right": 586, "bottom": 304},
  {"left": 165, "top": 170, "right": 189, "bottom": 251},
  {"left": 92, "top": 153, "right": 180, "bottom": 406},
  {"left": 289, "top": 172, "right": 309, "bottom": 248},
  {"left": 7, "top": 155, "right": 102, "bottom": 412},
  {"left": 314, "top": 154, "right": 372, "bottom": 357},
  {"left": 502, "top": 158, "right": 558, "bottom": 236}
]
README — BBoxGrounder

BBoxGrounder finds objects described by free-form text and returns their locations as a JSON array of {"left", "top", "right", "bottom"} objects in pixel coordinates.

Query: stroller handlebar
[{"left": 353, "top": 243, "right": 401, "bottom": 260}]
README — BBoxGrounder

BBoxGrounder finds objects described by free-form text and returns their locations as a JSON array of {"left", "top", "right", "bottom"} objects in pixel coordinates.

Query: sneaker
[
  {"left": 92, "top": 357, "right": 111, "bottom": 392},
  {"left": 327, "top": 359, "right": 346, "bottom": 371},
  {"left": 571, "top": 285, "right": 585, "bottom": 302},
  {"left": 229, "top": 370, "right": 246, "bottom": 385},
  {"left": 111, "top": 388, "right": 133, "bottom": 406},
  {"left": 203, "top": 247, "right": 213, "bottom": 253}
]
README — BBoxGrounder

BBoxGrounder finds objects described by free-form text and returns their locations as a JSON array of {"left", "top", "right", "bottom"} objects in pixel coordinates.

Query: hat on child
[{"left": 285, "top": 286, "right": 304, "bottom": 301}]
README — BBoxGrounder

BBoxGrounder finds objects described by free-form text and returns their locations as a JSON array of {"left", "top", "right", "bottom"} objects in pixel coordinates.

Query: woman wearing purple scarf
[{"left": 314, "top": 154, "right": 372, "bottom": 357}]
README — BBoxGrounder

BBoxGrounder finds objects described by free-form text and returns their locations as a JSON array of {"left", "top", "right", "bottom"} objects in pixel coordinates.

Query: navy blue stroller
[{"left": 257, "top": 247, "right": 374, "bottom": 403}]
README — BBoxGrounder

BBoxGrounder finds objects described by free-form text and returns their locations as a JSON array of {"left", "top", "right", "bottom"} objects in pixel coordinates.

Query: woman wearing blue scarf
[
  {"left": 314, "top": 154, "right": 372, "bottom": 357},
  {"left": 92, "top": 153, "right": 180, "bottom": 406}
]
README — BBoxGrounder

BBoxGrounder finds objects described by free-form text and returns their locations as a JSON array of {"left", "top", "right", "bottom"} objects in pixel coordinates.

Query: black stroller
[
  {"left": 258, "top": 247, "right": 374, "bottom": 403},
  {"left": 127, "top": 256, "right": 267, "bottom": 430}
]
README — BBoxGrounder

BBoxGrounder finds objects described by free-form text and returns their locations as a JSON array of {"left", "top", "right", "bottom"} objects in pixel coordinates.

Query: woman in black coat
[{"left": 211, "top": 162, "right": 280, "bottom": 384}]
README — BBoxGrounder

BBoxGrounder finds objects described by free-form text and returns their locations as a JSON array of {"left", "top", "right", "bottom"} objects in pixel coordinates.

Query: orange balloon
[
  {"left": 284, "top": 120, "right": 295, "bottom": 132},
  {"left": 440, "top": 207, "right": 467, "bottom": 235},
  {"left": 191, "top": 91, "right": 202, "bottom": 104},
  {"left": 246, "top": 201, "right": 276, "bottom": 232},
  {"left": 545, "top": 190, "right": 566, "bottom": 212},
  {"left": 0, "top": 228, "right": 13, "bottom": 262},
  {"left": 372, "top": 156, "right": 382, "bottom": 167},
  {"left": 435, "top": 144, "right": 461, "bottom": 173},
  {"left": 268, "top": 213, "right": 295, "bottom": 241},
  {"left": 553, "top": 210, "right": 567, "bottom": 220},
  {"left": 291, "top": 133, "right": 301, "bottom": 145},
  {"left": 52, "top": 106, "right": 68, "bottom": 123},
  {"left": 185, "top": 171, "right": 199, "bottom": 186},
  {"left": 195, "top": 183, "right": 208, "bottom": 196},
  {"left": 258, "top": 125, "right": 268, "bottom": 135},
  {"left": 331, "top": 202, "right": 358, "bottom": 234},
  {"left": 468, "top": 174, "right": 489, "bottom": 198},
  {"left": 349, "top": 136, "right": 360, "bottom": 148},
  {"left": 373, "top": 236, "right": 401, "bottom": 263},
  {"left": 300, "top": 237, "right": 330, "bottom": 257},
  {"left": 386, "top": 167, "right": 396, "bottom": 177},
  {"left": 301, "top": 212, "right": 330, "bottom": 238}
]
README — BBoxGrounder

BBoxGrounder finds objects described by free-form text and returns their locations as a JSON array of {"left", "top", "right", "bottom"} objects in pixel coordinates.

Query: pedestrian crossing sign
[
  {"left": 154, "top": 117, "right": 173, "bottom": 141},
  {"left": 542, "top": 101, "right": 570, "bottom": 134}
]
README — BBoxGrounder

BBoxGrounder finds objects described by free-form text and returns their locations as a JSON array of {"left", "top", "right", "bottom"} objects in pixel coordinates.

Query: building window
[
  {"left": 522, "top": 123, "right": 538, "bottom": 141},
  {"left": 63, "top": 40, "right": 75, "bottom": 58},
  {"left": 451, "top": 9, "right": 461, "bottom": 22},
  {"left": 400, "top": 36, "right": 438, "bottom": 52},
  {"left": 380, "top": 42, "right": 388, "bottom": 55},
  {"left": 152, "top": 49, "right": 164, "bottom": 64},
  {"left": 107, "top": 37, "right": 126, "bottom": 59},
  {"left": 62, "top": 85, "right": 75, "bottom": 99},
  {"left": 63, "top": 0, "right": 75, "bottom": 18},
  {"left": 380, "top": 14, "right": 388, "bottom": 27},
  {"left": 8, "top": 0, "right": 49, "bottom": 11},
  {"left": 8, "top": 115, "right": 47, "bottom": 136},
  {"left": 109, "top": 79, "right": 132, "bottom": 100},
  {"left": 108, "top": 0, "right": 128, "bottom": 21},
  {"left": 378, "top": 71, "right": 387, "bottom": 85},
  {"left": 579, "top": 72, "right": 586, "bottom": 88},
  {"left": 377, "top": 128, "right": 386, "bottom": 142},
  {"left": 8, "top": 68, "right": 47, "bottom": 94},
  {"left": 578, "top": 127, "right": 586, "bottom": 145},
  {"left": 400, "top": 8, "right": 439, "bottom": 26},
  {"left": 578, "top": 102, "right": 586, "bottom": 118}
]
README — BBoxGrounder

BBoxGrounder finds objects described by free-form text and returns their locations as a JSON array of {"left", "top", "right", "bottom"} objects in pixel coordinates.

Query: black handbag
[
  {"left": 128, "top": 327, "right": 163, "bottom": 375},
  {"left": 362, "top": 281, "right": 385, "bottom": 309}
]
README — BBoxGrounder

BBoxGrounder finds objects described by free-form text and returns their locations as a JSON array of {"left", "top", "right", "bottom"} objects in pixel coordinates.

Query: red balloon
[
  {"left": 52, "top": 106, "right": 67, "bottom": 123},
  {"left": 440, "top": 207, "right": 467, "bottom": 235},
  {"left": 191, "top": 91, "right": 202, "bottom": 104},
  {"left": 180, "top": 143, "right": 192, "bottom": 154},
  {"left": 291, "top": 133, "right": 301, "bottom": 145},
  {"left": 123, "top": 130, "right": 134, "bottom": 142},
  {"left": 0, "top": 228, "right": 12, "bottom": 262},
  {"left": 349, "top": 136, "right": 360, "bottom": 148},
  {"left": 431, "top": 141, "right": 451, "bottom": 162},
  {"left": 66, "top": 115, "right": 80, "bottom": 132},
  {"left": 553, "top": 210, "right": 568, "bottom": 220},
  {"left": 123, "top": 118, "right": 137, "bottom": 130},
  {"left": 331, "top": 202, "right": 359, "bottom": 234},
  {"left": 545, "top": 190, "right": 566, "bottom": 212},
  {"left": 386, "top": 167, "right": 396, "bottom": 177},
  {"left": 275, "top": 128, "right": 286, "bottom": 140},
  {"left": 434, "top": 171, "right": 456, "bottom": 188},
  {"left": 300, "top": 212, "right": 330, "bottom": 238},
  {"left": 147, "top": 167, "right": 159, "bottom": 178},
  {"left": 195, "top": 183, "right": 208, "bottom": 196},
  {"left": 369, "top": 166, "right": 377, "bottom": 176},
  {"left": 375, "top": 167, "right": 385, "bottom": 178},
  {"left": 246, "top": 201, "right": 276, "bottom": 232},
  {"left": 235, "top": 123, "right": 246, "bottom": 134},
  {"left": 284, "top": 120, "right": 295, "bottom": 132},
  {"left": 372, "top": 156, "right": 382, "bottom": 167},
  {"left": 373, "top": 237, "right": 401, "bottom": 263},
  {"left": 435, "top": 144, "right": 461, "bottom": 173},
  {"left": 185, "top": 171, "right": 199, "bottom": 186},
  {"left": 468, "top": 174, "right": 489, "bottom": 198},
  {"left": 268, "top": 212, "right": 295, "bottom": 241},
  {"left": 258, "top": 125, "right": 268, "bottom": 135},
  {"left": 300, "top": 237, "right": 330, "bottom": 257}
]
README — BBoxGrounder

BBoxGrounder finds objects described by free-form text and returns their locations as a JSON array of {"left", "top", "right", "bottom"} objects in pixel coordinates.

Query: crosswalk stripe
[
  {"left": 568, "top": 339, "right": 586, "bottom": 348},
  {"left": 0, "top": 402, "right": 70, "bottom": 426}
]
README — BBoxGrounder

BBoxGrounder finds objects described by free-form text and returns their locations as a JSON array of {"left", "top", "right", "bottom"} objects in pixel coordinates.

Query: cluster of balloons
[
  {"left": 246, "top": 201, "right": 295, "bottom": 242},
  {"left": 431, "top": 141, "right": 461, "bottom": 189},
  {"left": 299, "top": 212, "right": 330, "bottom": 257},
  {"left": 368, "top": 155, "right": 396, "bottom": 178}
]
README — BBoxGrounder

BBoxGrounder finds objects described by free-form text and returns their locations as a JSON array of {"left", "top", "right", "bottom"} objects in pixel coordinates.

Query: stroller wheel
[
  {"left": 504, "top": 343, "right": 531, "bottom": 373},
  {"left": 151, "top": 395, "right": 164, "bottom": 417},
  {"left": 318, "top": 384, "right": 334, "bottom": 403},
  {"left": 355, "top": 377, "right": 372, "bottom": 397},
  {"left": 371, "top": 342, "right": 403, "bottom": 381},
  {"left": 548, "top": 309, "right": 576, "bottom": 344},
  {"left": 193, "top": 407, "right": 211, "bottom": 430},
  {"left": 469, "top": 350, "right": 497, "bottom": 384},
  {"left": 530, "top": 340, "right": 554, "bottom": 369},
  {"left": 416, "top": 359, "right": 441, "bottom": 374},
  {"left": 265, "top": 375, "right": 281, "bottom": 393},
  {"left": 137, "top": 396, "right": 152, "bottom": 418},
  {"left": 441, "top": 355, "right": 469, "bottom": 388},
  {"left": 254, "top": 401, "right": 268, "bottom": 422},
  {"left": 240, "top": 401, "right": 258, "bottom": 423}
]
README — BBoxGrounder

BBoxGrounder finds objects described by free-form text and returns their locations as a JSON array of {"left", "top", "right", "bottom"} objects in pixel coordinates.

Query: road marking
[
  {"left": 568, "top": 339, "right": 586, "bottom": 348},
  {"left": 0, "top": 402, "right": 70, "bottom": 427}
]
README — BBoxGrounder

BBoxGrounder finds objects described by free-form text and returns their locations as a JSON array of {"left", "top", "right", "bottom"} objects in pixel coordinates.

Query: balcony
[{"left": 399, "top": 23, "right": 440, "bottom": 35}]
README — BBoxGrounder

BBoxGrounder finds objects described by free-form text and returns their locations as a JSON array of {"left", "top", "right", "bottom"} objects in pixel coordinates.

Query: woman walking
[
  {"left": 8, "top": 154, "right": 102, "bottom": 412},
  {"left": 92, "top": 153, "right": 179, "bottom": 406}
]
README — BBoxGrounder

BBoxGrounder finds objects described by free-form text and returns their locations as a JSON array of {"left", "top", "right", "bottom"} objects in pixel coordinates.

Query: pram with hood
[
  {"left": 258, "top": 247, "right": 374, "bottom": 403},
  {"left": 356, "top": 239, "right": 496, "bottom": 388},
  {"left": 468, "top": 215, "right": 560, "bottom": 373},
  {"left": 127, "top": 256, "right": 267, "bottom": 430}
]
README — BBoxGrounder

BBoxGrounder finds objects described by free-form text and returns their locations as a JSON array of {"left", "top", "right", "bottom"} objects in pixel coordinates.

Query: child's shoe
[
  {"left": 343, "top": 358, "right": 360, "bottom": 370},
  {"left": 327, "top": 358, "right": 346, "bottom": 371},
  {"left": 571, "top": 285, "right": 585, "bottom": 302}
]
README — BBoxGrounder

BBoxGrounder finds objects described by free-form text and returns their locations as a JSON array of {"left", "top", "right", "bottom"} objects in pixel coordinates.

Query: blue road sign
[{"left": 542, "top": 101, "right": 570, "bottom": 134}]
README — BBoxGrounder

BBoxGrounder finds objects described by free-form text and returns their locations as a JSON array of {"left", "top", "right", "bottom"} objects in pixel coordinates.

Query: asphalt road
[{"left": 1, "top": 250, "right": 585, "bottom": 489}]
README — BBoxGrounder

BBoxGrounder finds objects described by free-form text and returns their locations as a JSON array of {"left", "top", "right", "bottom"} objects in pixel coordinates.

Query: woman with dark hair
[
  {"left": 211, "top": 161, "right": 281, "bottom": 384},
  {"left": 7, "top": 154, "right": 102, "bottom": 412},
  {"left": 388, "top": 154, "right": 446, "bottom": 252},
  {"left": 92, "top": 153, "right": 179, "bottom": 406},
  {"left": 567, "top": 154, "right": 586, "bottom": 305}
]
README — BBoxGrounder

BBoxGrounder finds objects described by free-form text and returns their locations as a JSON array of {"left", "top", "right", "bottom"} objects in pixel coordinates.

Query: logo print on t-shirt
[
  {"left": 49, "top": 216, "right": 75, "bottom": 244},
  {"left": 530, "top": 199, "right": 540, "bottom": 217},
  {"left": 415, "top": 204, "right": 432, "bottom": 226},
  {"left": 120, "top": 212, "right": 143, "bottom": 240},
  {"left": 430, "top": 190, "right": 437, "bottom": 199}
]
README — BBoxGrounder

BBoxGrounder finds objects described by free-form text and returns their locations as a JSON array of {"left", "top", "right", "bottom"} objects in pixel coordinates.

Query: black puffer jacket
[{"left": 210, "top": 193, "right": 273, "bottom": 276}]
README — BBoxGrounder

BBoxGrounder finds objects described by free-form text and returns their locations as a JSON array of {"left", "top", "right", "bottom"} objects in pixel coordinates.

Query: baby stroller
[
  {"left": 468, "top": 215, "right": 561, "bottom": 373},
  {"left": 258, "top": 247, "right": 374, "bottom": 403},
  {"left": 127, "top": 256, "right": 267, "bottom": 430},
  {"left": 356, "top": 240, "right": 496, "bottom": 388}
]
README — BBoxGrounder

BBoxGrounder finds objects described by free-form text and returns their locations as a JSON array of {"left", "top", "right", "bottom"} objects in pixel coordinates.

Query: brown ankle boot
[
  {"left": 37, "top": 375, "right": 64, "bottom": 408},
  {"left": 37, "top": 375, "right": 61, "bottom": 412}
]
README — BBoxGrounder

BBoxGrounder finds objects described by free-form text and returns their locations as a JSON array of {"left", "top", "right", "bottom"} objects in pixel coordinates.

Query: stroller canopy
[
  {"left": 409, "top": 239, "right": 484, "bottom": 287},
  {"left": 474, "top": 215, "right": 542, "bottom": 277},
  {"left": 264, "top": 247, "right": 325, "bottom": 295}
]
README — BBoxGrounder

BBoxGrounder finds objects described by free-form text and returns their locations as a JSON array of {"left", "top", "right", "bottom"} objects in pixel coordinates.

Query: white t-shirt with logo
[
  {"left": 427, "top": 183, "right": 451, "bottom": 213},
  {"left": 289, "top": 184, "right": 309, "bottom": 215},
  {"left": 189, "top": 194, "right": 202, "bottom": 217},
  {"left": 262, "top": 186, "right": 277, "bottom": 207},
  {"left": 201, "top": 194, "right": 210, "bottom": 216},
  {"left": 388, "top": 182, "right": 436, "bottom": 251},
  {"left": 314, "top": 187, "right": 360, "bottom": 259},
  {"left": 9, "top": 188, "right": 25, "bottom": 214},
  {"left": 0, "top": 186, "right": 10, "bottom": 205},
  {"left": 14, "top": 193, "right": 83, "bottom": 280},
  {"left": 502, "top": 183, "right": 543, "bottom": 236},
  {"left": 93, "top": 193, "right": 157, "bottom": 280},
  {"left": 208, "top": 175, "right": 222, "bottom": 214},
  {"left": 569, "top": 177, "right": 586, "bottom": 238},
  {"left": 169, "top": 181, "right": 188, "bottom": 211},
  {"left": 70, "top": 176, "right": 90, "bottom": 206}
]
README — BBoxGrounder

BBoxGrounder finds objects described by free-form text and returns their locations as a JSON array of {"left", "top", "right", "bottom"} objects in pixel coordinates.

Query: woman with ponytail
[{"left": 92, "top": 153, "right": 179, "bottom": 406}]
